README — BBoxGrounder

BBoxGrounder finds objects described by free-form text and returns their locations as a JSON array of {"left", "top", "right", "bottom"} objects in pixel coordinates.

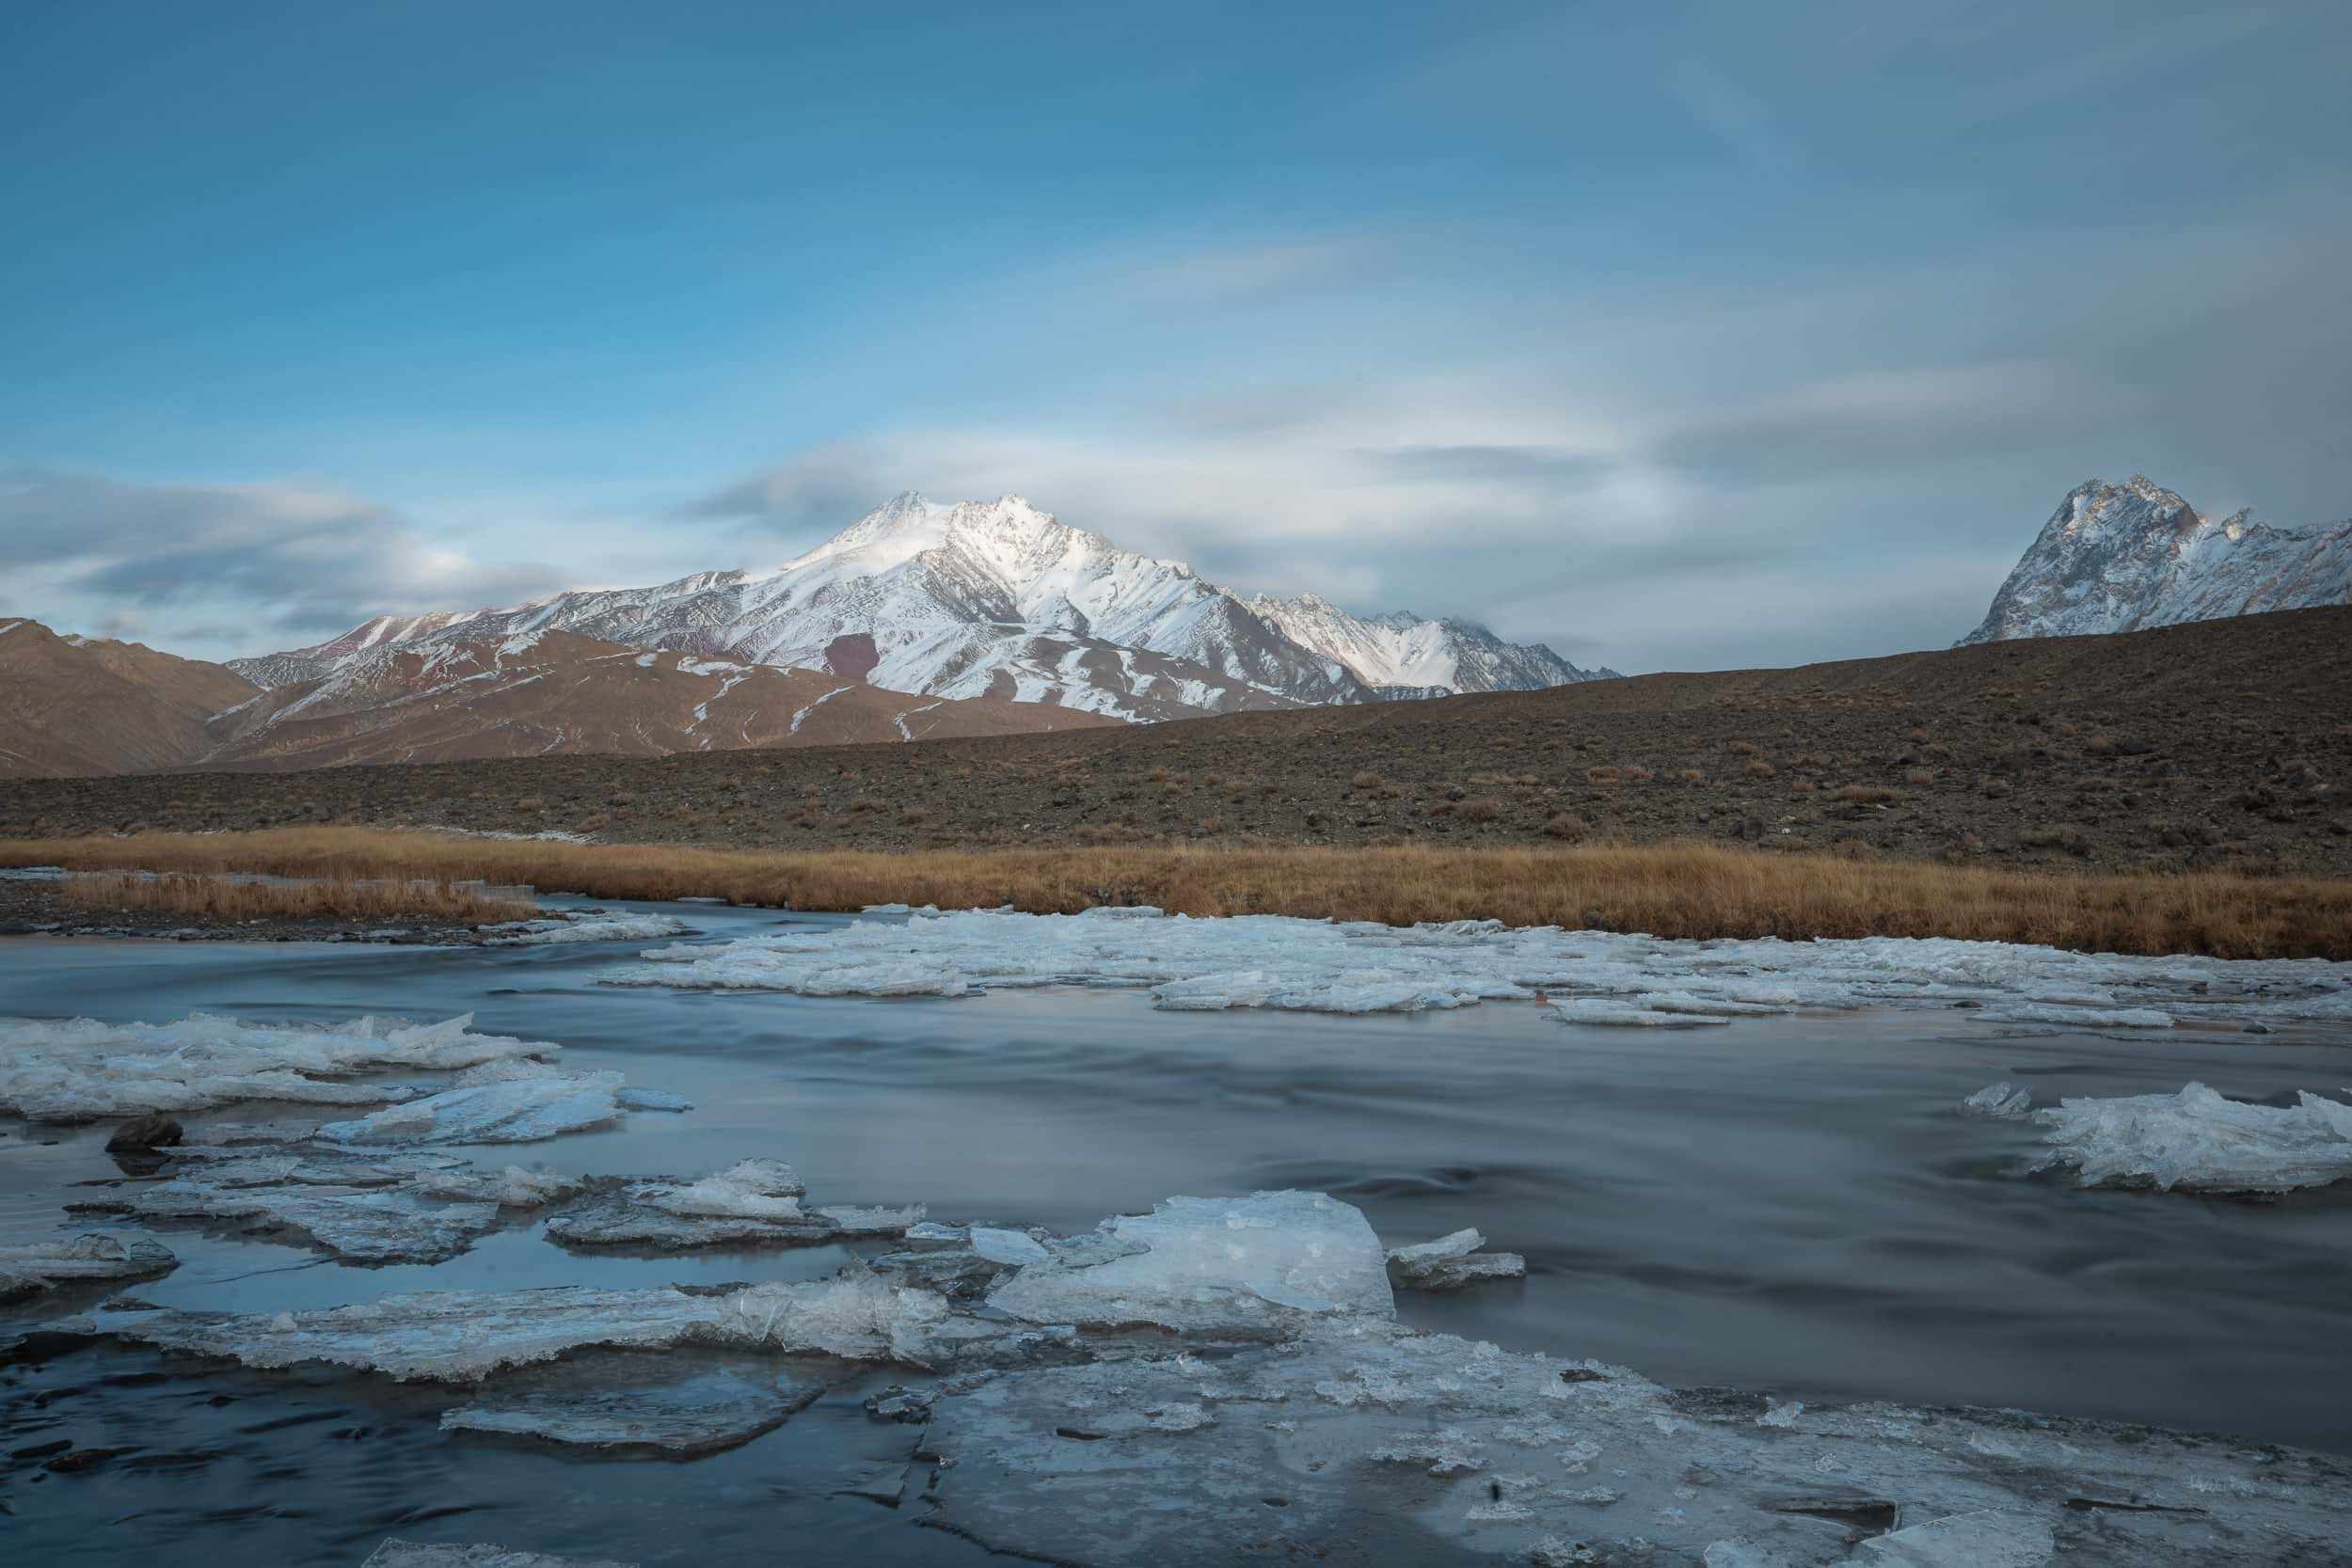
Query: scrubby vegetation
[
  {"left": 56, "top": 868, "right": 535, "bottom": 924},
  {"left": 7, "top": 828, "right": 2348, "bottom": 959}
]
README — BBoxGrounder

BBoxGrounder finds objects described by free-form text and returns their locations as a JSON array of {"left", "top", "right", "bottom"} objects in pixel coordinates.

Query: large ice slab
[
  {"left": 0, "top": 1233, "right": 178, "bottom": 1303},
  {"left": 315, "top": 1060, "right": 625, "bottom": 1146},
  {"left": 82, "top": 1269, "right": 974, "bottom": 1380},
  {"left": 604, "top": 906, "right": 2352, "bottom": 1022},
  {"left": 440, "top": 1363, "right": 821, "bottom": 1455},
  {"left": 986, "top": 1191, "right": 1392, "bottom": 1333},
  {"left": 920, "top": 1323, "right": 2352, "bottom": 1568},
  {"left": 72, "top": 1180, "right": 501, "bottom": 1264},
  {"left": 2028, "top": 1082, "right": 2352, "bottom": 1194},
  {"left": 0, "top": 1012, "right": 553, "bottom": 1122}
]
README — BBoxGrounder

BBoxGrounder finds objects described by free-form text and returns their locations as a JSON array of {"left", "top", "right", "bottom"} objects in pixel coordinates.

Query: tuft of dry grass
[
  {"left": 3, "top": 827, "right": 2348, "bottom": 959},
  {"left": 59, "top": 870, "right": 536, "bottom": 925}
]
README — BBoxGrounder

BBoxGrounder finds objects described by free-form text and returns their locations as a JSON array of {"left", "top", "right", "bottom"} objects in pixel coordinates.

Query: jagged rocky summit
[{"left": 1960, "top": 475, "right": 2352, "bottom": 645}]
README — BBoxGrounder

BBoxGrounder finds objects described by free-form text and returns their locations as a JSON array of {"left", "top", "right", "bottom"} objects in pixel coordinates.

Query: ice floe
[
  {"left": 984, "top": 1190, "right": 1392, "bottom": 1333},
  {"left": 71, "top": 1180, "right": 501, "bottom": 1264},
  {"left": 605, "top": 906, "right": 2352, "bottom": 1022},
  {"left": 919, "top": 1320, "right": 2352, "bottom": 1567},
  {"left": 0, "top": 1012, "right": 551, "bottom": 1122},
  {"left": 316, "top": 1060, "right": 626, "bottom": 1146},
  {"left": 2026, "top": 1082, "right": 2352, "bottom": 1194},
  {"left": 439, "top": 1362, "right": 821, "bottom": 1455},
  {"left": 0, "top": 1233, "right": 177, "bottom": 1303},
  {"left": 485, "top": 913, "right": 688, "bottom": 946},
  {"left": 1386, "top": 1227, "right": 1528, "bottom": 1290},
  {"left": 544, "top": 1161, "right": 921, "bottom": 1251}
]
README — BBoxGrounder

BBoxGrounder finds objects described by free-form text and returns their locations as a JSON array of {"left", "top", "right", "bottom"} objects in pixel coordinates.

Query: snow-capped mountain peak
[
  {"left": 1960, "top": 476, "right": 2352, "bottom": 644},
  {"left": 244, "top": 494, "right": 1613, "bottom": 721}
]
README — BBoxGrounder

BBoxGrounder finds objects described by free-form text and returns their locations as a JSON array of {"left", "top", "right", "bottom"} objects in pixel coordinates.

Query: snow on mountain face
[
  {"left": 1960, "top": 476, "right": 2352, "bottom": 645},
  {"left": 257, "top": 495, "right": 1605, "bottom": 721},
  {"left": 1245, "top": 591, "right": 1616, "bottom": 695}
]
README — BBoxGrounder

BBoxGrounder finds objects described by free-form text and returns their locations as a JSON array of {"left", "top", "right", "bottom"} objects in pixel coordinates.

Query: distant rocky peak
[{"left": 1961, "top": 476, "right": 2351, "bottom": 645}]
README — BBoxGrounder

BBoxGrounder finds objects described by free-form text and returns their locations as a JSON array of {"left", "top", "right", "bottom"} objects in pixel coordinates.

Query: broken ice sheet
[
  {"left": 82, "top": 1270, "right": 974, "bottom": 1380},
  {"left": 316, "top": 1060, "right": 626, "bottom": 1146},
  {"left": 546, "top": 1161, "right": 834, "bottom": 1250},
  {"left": 0, "top": 1011, "right": 552, "bottom": 1122},
  {"left": 985, "top": 1190, "right": 1392, "bottom": 1332},
  {"left": 72, "top": 1180, "right": 501, "bottom": 1264},
  {"left": 608, "top": 905, "right": 2352, "bottom": 1021},
  {"left": 2027, "top": 1082, "right": 2352, "bottom": 1194},
  {"left": 919, "top": 1323, "right": 2352, "bottom": 1568},
  {"left": 0, "top": 1234, "right": 178, "bottom": 1303},
  {"left": 440, "top": 1357, "right": 822, "bottom": 1456}
]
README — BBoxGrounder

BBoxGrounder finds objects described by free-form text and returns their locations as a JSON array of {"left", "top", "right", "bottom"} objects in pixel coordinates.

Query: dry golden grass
[
  {"left": 58, "top": 868, "right": 536, "bottom": 925},
  {"left": 6, "top": 827, "right": 2350, "bottom": 958}
]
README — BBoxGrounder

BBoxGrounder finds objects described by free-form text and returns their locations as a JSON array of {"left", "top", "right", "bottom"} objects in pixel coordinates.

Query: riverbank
[{"left": 5, "top": 828, "right": 2348, "bottom": 958}]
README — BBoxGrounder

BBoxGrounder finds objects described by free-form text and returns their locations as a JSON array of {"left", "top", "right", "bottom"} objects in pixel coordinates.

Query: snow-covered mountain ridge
[
  {"left": 240, "top": 494, "right": 1611, "bottom": 721},
  {"left": 1961, "top": 476, "right": 2352, "bottom": 645}
]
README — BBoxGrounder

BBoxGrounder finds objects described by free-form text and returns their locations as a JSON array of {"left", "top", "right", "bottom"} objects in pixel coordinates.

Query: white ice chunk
[
  {"left": 440, "top": 1367, "right": 820, "bottom": 1456},
  {"left": 316, "top": 1066, "right": 625, "bottom": 1146},
  {"left": 970, "top": 1227, "right": 1051, "bottom": 1266},
  {"left": 0, "top": 1012, "right": 549, "bottom": 1122},
  {"left": 613, "top": 1086, "right": 693, "bottom": 1112},
  {"left": 987, "top": 1191, "right": 1391, "bottom": 1332},
  {"left": 485, "top": 913, "right": 688, "bottom": 945},
  {"left": 1961, "top": 1083, "right": 2034, "bottom": 1119},
  {"left": 644, "top": 1158, "right": 806, "bottom": 1217},
  {"left": 2028, "top": 1082, "right": 2352, "bottom": 1193}
]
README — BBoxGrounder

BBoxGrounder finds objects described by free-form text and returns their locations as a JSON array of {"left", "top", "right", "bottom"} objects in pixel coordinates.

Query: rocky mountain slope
[
  {"left": 1961, "top": 476, "right": 2352, "bottom": 644},
  {"left": 21, "top": 606, "right": 2349, "bottom": 879},
  {"left": 199, "top": 628, "right": 1115, "bottom": 770},
  {"left": 0, "top": 620, "right": 258, "bottom": 777},
  {"left": 240, "top": 494, "right": 1607, "bottom": 721},
  {"left": 0, "top": 620, "right": 1107, "bottom": 778}
]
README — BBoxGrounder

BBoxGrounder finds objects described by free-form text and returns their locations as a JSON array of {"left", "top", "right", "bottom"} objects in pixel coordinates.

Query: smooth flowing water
[{"left": 5, "top": 903, "right": 2350, "bottom": 1565}]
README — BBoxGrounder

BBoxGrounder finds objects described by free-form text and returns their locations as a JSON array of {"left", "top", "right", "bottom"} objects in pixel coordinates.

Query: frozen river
[{"left": 4, "top": 901, "right": 2351, "bottom": 1565}]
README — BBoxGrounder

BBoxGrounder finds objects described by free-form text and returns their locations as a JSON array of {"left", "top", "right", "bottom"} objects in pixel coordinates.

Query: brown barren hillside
[
  {"left": 5, "top": 606, "right": 2347, "bottom": 875},
  {"left": 0, "top": 619, "right": 258, "bottom": 777},
  {"left": 197, "top": 629, "right": 1118, "bottom": 768}
]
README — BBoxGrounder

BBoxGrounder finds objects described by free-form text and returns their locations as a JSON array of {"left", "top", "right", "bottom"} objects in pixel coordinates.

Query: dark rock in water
[{"left": 106, "top": 1113, "right": 183, "bottom": 1152}]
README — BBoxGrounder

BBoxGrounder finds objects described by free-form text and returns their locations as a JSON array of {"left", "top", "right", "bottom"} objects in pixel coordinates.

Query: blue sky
[{"left": 4, "top": 0, "right": 2347, "bottom": 671}]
